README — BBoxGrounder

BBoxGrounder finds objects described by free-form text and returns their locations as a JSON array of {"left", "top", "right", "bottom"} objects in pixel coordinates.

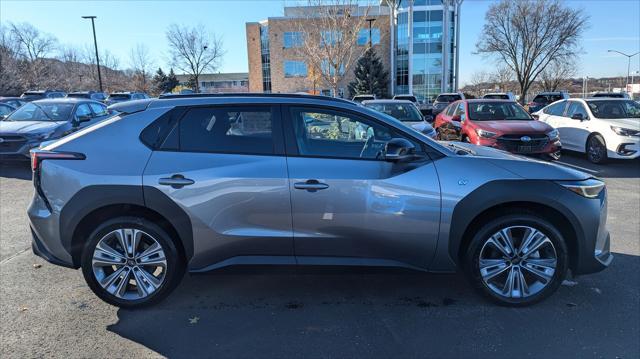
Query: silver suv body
[{"left": 28, "top": 94, "right": 612, "bottom": 307}]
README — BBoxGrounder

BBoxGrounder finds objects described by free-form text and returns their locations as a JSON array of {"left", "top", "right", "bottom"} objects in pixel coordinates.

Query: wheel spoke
[
  {"left": 113, "top": 229, "right": 127, "bottom": 255},
  {"left": 136, "top": 267, "right": 162, "bottom": 290},
  {"left": 114, "top": 268, "right": 131, "bottom": 298},
  {"left": 522, "top": 260, "right": 555, "bottom": 283},
  {"left": 93, "top": 242, "right": 126, "bottom": 266},
  {"left": 521, "top": 234, "right": 551, "bottom": 259},
  {"left": 100, "top": 266, "right": 126, "bottom": 288},
  {"left": 488, "top": 229, "right": 515, "bottom": 258},
  {"left": 513, "top": 266, "right": 528, "bottom": 298},
  {"left": 132, "top": 268, "right": 149, "bottom": 297},
  {"left": 479, "top": 259, "right": 510, "bottom": 281},
  {"left": 502, "top": 267, "right": 516, "bottom": 297}
]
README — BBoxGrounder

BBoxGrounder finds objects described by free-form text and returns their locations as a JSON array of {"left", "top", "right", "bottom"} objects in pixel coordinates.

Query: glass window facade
[
  {"left": 283, "top": 31, "right": 303, "bottom": 48},
  {"left": 395, "top": 1, "right": 457, "bottom": 103},
  {"left": 260, "top": 24, "right": 272, "bottom": 92},
  {"left": 357, "top": 28, "right": 381, "bottom": 46},
  {"left": 284, "top": 60, "right": 308, "bottom": 77}
]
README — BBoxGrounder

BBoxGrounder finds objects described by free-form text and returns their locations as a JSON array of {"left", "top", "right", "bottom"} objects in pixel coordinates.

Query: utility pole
[
  {"left": 365, "top": 18, "right": 375, "bottom": 48},
  {"left": 82, "top": 16, "right": 103, "bottom": 92}
]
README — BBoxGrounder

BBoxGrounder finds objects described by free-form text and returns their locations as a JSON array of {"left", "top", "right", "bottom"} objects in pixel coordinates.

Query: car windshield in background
[
  {"left": 365, "top": 103, "right": 422, "bottom": 122},
  {"left": 468, "top": 102, "right": 532, "bottom": 121},
  {"left": 3, "top": 102, "right": 73, "bottom": 122},
  {"left": 484, "top": 94, "right": 509, "bottom": 100},
  {"left": 533, "top": 95, "right": 563, "bottom": 104},
  {"left": 395, "top": 96, "right": 417, "bottom": 102},
  {"left": 67, "top": 93, "right": 89, "bottom": 98},
  {"left": 587, "top": 100, "right": 640, "bottom": 119},
  {"left": 108, "top": 94, "right": 131, "bottom": 100},
  {"left": 436, "top": 95, "right": 461, "bottom": 103}
]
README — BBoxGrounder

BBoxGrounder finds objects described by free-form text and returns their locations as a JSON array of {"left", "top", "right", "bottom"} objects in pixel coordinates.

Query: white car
[{"left": 535, "top": 98, "right": 640, "bottom": 163}]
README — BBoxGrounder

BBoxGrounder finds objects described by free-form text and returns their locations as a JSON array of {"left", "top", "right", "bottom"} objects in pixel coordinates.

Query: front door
[
  {"left": 562, "top": 101, "right": 591, "bottom": 151},
  {"left": 284, "top": 105, "right": 442, "bottom": 269},
  {"left": 143, "top": 105, "right": 293, "bottom": 270}
]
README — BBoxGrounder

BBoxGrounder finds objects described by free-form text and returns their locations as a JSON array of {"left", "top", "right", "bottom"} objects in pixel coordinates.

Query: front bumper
[
  {"left": 475, "top": 137, "right": 562, "bottom": 155},
  {"left": 0, "top": 135, "right": 42, "bottom": 160},
  {"left": 606, "top": 135, "right": 640, "bottom": 159}
]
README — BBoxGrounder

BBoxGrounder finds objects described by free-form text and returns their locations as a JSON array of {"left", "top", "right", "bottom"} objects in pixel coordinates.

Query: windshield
[
  {"left": 587, "top": 100, "right": 640, "bottom": 119},
  {"left": 533, "top": 94, "right": 563, "bottom": 104},
  {"left": 67, "top": 93, "right": 90, "bottom": 98},
  {"left": 484, "top": 94, "right": 509, "bottom": 100},
  {"left": 108, "top": 94, "right": 131, "bottom": 100},
  {"left": 395, "top": 95, "right": 417, "bottom": 102},
  {"left": 3, "top": 102, "right": 73, "bottom": 122},
  {"left": 365, "top": 103, "right": 422, "bottom": 122},
  {"left": 468, "top": 102, "right": 532, "bottom": 121},
  {"left": 435, "top": 94, "right": 461, "bottom": 103},
  {"left": 592, "top": 93, "right": 625, "bottom": 98}
]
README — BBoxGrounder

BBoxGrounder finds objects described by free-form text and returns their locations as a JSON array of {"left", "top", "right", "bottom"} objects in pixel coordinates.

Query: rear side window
[{"left": 179, "top": 106, "right": 274, "bottom": 154}]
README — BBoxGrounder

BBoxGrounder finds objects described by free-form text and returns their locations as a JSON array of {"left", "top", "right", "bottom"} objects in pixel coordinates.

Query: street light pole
[
  {"left": 365, "top": 18, "right": 376, "bottom": 49},
  {"left": 82, "top": 16, "right": 103, "bottom": 92},
  {"left": 608, "top": 50, "right": 639, "bottom": 90}
]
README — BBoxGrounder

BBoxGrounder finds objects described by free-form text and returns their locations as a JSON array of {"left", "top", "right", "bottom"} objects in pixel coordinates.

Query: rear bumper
[
  {"left": 31, "top": 227, "right": 76, "bottom": 269},
  {"left": 28, "top": 192, "right": 76, "bottom": 268}
]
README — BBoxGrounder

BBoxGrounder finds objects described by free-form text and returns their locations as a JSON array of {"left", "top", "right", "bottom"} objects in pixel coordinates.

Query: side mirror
[
  {"left": 76, "top": 114, "right": 92, "bottom": 123},
  {"left": 382, "top": 138, "right": 417, "bottom": 162},
  {"left": 571, "top": 113, "right": 587, "bottom": 121}
]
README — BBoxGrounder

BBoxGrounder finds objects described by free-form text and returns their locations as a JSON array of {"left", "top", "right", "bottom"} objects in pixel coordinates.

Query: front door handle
[
  {"left": 294, "top": 179, "right": 329, "bottom": 192},
  {"left": 158, "top": 174, "right": 195, "bottom": 189}
]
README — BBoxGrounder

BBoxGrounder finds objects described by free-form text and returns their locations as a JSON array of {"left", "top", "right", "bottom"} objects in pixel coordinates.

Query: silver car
[
  {"left": 361, "top": 99, "right": 437, "bottom": 139},
  {"left": 28, "top": 94, "right": 612, "bottom": 308}
]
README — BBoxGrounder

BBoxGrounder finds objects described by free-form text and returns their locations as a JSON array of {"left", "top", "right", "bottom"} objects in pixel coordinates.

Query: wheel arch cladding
[
  {"left": 60, "top": 185, "right": 193, "bottom": 267},
  {"left": 449, "top": 180, "right": 590, "bottom": 273}
]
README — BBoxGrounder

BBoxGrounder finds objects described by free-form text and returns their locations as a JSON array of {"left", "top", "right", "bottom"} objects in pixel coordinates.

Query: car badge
[
  {"left": 458, "top": 179, "right": 468, "bottom": 186},
  {"left": 0, "top": 138, "right": 4, "bottom": 143},
  {"left": 520, "top": 136, "right": 532, "bottom": 142}
]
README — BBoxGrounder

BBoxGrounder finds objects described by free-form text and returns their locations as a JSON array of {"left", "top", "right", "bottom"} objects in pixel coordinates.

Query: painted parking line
[{"left": 553, "top": 160, "right": 600, "bottom": 174}]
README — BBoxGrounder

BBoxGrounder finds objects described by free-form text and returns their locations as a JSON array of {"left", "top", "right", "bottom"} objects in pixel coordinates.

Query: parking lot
[{"left": 0, "top": 153, "right": 638, "bottom": 358}]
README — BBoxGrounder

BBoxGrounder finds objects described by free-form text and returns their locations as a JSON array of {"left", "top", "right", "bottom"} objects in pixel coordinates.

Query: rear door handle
[
  {"left": 294, "top": 179, "right": 329, "bottom": 192},
  {"left": 158, "top": 174, "right": 195, "bottom": 189}
]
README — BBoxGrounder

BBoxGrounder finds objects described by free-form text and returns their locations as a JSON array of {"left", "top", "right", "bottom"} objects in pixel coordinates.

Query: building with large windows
[{"left": 246, "top": 1, "right": 461, "bottom": 101}]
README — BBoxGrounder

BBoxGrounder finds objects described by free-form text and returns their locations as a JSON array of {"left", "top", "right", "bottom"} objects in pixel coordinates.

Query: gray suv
[{"left": 28, "top": 94, "right": 612, "bottom": 308}]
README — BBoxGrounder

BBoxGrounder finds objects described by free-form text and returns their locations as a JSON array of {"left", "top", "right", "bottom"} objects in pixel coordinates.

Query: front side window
[
  {"left": 75, "top": 104, "right": 92, "bottom": 118},
  {"left": 543, "top": 101, "right": 567, "bottom": 116},
  {"left": 283, "top": 32, "right": 303, "bottom": 48},
  {"left": 290, "top": 107, "right": 416, "bottom": 160},
  {"left": 0, "top": 104, "right": 14, "bottom": 116},
  {"left": 468, "top": 102, "right": 531, "bottom": 121},
  {"left": 587, "top": 100, "right": 640, "bottom": 119},
  {"left": 357, "top": 28, "right": 381, "bottom": 46},
  {"left": 89, "top": 103, "right": 108, "bottom": 116},
  {"left": 565, "top": 101, "right": 589, "bottom": 119},
  {"left": 284, "top": 61, "right": 308, "bottom": 78},
  {"left": 3, "top": 102, "right": 74, "bottom": 122},
  {"left": 445, "top": 102, "right": 458, "bottom": 116},
  {"left": 179, "top": 106, "right": 274, "bottom": 154}
]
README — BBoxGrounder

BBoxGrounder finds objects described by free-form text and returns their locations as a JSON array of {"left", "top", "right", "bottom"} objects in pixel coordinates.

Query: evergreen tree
[
  {"left": 165, "top": 68, "right": 179, "bottom": 93},
  {"left": 348, "top": 48, "right": 389, "bottom": 98},
  {"left": 151, "top": 68, "right": 167, "bottom": 95}
]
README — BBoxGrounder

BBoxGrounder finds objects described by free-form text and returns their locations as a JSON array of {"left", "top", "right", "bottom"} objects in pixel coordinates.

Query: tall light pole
[
  {"left": 365, "top": 18, "right": 376, "bottom": 48},
  {"left": 82, "top": 16, "right": 103, "bottom": 92},
  {"left": 607, "top": 50, "right": 639, "bottom": 90}
]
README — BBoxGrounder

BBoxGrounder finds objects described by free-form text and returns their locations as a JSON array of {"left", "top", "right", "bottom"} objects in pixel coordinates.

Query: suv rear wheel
[
  {"left": 464, "top": 213, "right": 568, "bottom": 306},
  {"left": 81, "top": 217, "right": 184, "bottom": 308}
]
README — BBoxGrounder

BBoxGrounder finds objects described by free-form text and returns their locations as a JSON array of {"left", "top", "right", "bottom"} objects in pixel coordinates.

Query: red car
[{"left": 434, "top": 99, "right": 562, "bottom": 159}]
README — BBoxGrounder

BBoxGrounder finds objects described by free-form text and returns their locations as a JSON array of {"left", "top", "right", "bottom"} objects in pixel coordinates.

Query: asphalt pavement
[{"left": 1, "top": 152, "right": 638, "bottom": 358}]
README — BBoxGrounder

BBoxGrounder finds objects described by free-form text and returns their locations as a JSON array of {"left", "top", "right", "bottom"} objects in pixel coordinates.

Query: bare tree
[
  {"left": 539, "top": 58, "right": 577, "bottom": 92},
  {"left": 129, "top": 43, "right": 154, "bottom": 92},
  {"left": 475, "top": 0, "right": 588, "bottom": 103},
  {"left": 0, "top": 24, "right": 23, "bottom": 95},
  {"left": 8, "top": 22, "right": 58, "bottom": 89},
  {"left": 166, "top": 24, "right": 223, "bottom": 93},
  {"left": 466, "top": 70, "right": 490, "bottom": 97},
  {"left": 294, "top": 0, "right": 371, "bottom": 96},
  {"left": 491, "top": 65, "right": 513, "bottom": 92}
]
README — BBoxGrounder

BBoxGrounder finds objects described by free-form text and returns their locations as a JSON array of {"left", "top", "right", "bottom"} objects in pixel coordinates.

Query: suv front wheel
[
  {"left": 81, "top": 217, "right": 185, "bottom": 308},
  {"left": 465, "top": 213, "right": 568, "bottom": 306}
]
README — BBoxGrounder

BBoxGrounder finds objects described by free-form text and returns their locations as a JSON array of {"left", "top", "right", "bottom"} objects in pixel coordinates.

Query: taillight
[{"left": 30, "top": 150, "right": 85, "bottom": 172}]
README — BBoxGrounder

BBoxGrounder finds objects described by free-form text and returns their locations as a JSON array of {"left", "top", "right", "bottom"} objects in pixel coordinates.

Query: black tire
[
  {"left": 464, "top": 213, "right": 568, "bottom": 307},
  {"left": 586, "top": 134, "right": 608, "bottom": 164},
  {"left": 81, "top": 216, "right": 185, "bottom": 308}
]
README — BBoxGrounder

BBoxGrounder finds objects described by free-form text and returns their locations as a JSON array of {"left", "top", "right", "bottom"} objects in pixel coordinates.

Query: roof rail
[{"left": 157, "top": 92, "right": 355, "bottom": 105}]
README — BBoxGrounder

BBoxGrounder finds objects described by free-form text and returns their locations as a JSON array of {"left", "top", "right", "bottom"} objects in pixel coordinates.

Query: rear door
[
  {"left": 283, "top": 105, "right": 442, "bottom": 269},
  {"left": 143, "top": 104, "right": 293, "bottom": 270}
]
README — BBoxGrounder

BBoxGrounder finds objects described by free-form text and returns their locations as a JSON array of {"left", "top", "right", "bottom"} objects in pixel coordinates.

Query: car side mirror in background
[
  {"left": 382, "top": 138, "right": 417, "bottom": 162},
  {"left": 571, "top": 113, "right": 587, "bottom": 121}
]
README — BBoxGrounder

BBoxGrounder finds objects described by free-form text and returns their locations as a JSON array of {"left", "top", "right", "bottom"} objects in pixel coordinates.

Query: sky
[{"left": 1, "top": 0, "right": 639, "bottom": 86}]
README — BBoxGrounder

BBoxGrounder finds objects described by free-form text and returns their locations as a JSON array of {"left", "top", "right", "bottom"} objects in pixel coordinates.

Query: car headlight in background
[
  {"left": 547, "top": 129, "right": 559, "bottom": 139},
  {"left": 476, "top": 129, "right": 497, "bottom": 138},
  {"left": 556, "top": 178, "right": 605, "bottom": 198},
  {"left": 611, "top": 126, "right": 639, "bottom": 137}
]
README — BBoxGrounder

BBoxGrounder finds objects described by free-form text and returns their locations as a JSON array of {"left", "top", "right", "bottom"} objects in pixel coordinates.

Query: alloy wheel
[
  {"left": 92, "top": 228, "right": 167, "bottom": 300},
  {"left": 478, "top": 226, "right": 557, "bottom": 299},
  {"left": 588, "top": 137, "right": 605, "bottom": 163}
]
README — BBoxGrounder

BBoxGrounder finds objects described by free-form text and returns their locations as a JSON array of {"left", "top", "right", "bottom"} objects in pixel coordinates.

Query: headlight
[
  {"left": 557, "top": 178, "right": 605, "bottom": 198},
  {"left": 476, "top": 129, "right": 497, "bottom": 138},
  {"left": 611, "top": 126, "right": 639, "bottom": 137},
  {"left": 547, "top": 129, "right": 559, "bottom": 139}
]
